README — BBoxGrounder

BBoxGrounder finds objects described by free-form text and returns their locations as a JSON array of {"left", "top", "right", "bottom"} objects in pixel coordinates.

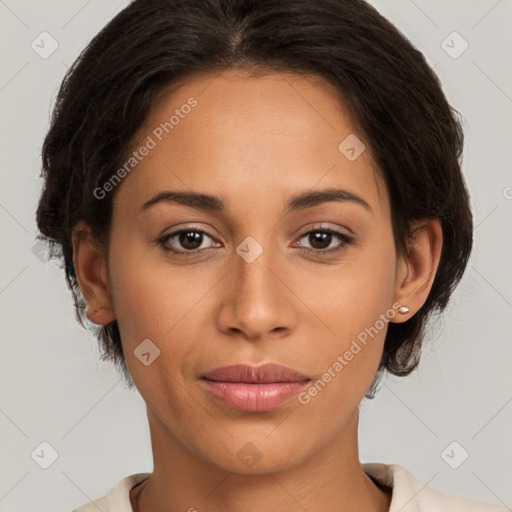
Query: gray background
[{"left": 0, "top": 1, "right": 511, "bottom": 511}]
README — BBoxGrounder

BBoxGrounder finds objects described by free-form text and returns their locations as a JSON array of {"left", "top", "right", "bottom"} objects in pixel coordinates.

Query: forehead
[{"left": 114, "top": 69, "right": 388, "bottom": 217}]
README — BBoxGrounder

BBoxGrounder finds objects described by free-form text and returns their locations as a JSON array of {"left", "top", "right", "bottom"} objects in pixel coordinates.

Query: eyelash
[{"left": 156, "top": 227, "right": 354, "bottom": 259}]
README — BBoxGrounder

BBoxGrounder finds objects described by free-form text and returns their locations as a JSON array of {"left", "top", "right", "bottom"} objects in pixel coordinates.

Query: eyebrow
[{"left": 141, "top": 187, "right": 372, "bottom": 213}]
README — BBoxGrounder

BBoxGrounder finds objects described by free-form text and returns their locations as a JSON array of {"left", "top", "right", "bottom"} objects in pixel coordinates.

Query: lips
[
  {"left": 200, "top": 363, "right": 311, "bottom": 411},
  {"left": 200, "top": 363, "right": 310, "bottom": 383}
]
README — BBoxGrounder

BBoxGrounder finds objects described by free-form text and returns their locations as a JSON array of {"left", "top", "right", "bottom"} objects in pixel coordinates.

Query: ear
[
  {"left": 71, "top": 220, "right": 116, "bottom": 325},
  {"left": 390, "top": 219, "right": 443, "bottom": 323}
]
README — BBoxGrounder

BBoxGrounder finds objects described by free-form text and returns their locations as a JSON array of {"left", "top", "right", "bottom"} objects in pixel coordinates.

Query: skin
[{"left": 72, "top": 69, "right": 442, "bottom": 512}]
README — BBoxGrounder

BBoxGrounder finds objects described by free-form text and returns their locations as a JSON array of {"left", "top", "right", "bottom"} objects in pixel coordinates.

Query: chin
[{"left": 198, "top": 435, "right": 309, "bottom": 475}]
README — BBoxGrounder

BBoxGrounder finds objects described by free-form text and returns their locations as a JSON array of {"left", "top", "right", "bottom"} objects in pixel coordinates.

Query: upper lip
[{"left": 201, "top": 363, "right": 310, "bottom": 383}]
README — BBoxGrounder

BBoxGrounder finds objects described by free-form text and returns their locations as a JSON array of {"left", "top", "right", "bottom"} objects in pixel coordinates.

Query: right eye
[{"left": 157, "top": 228, "right": 219, "bottom": 257}]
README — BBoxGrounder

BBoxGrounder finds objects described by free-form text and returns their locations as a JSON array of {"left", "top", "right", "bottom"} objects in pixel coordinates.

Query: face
[{"left": 103, "top": 69, "right": 403, "bottom": 473}]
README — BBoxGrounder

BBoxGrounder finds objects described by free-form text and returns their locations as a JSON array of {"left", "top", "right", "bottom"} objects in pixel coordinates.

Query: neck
[{"left": 132, "top": 407, "right": 391, "bottom": 512}]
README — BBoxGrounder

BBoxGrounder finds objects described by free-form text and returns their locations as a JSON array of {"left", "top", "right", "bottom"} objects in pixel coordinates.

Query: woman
[{"left": 35, "top": 0, "right": 506, "bottom": 511}]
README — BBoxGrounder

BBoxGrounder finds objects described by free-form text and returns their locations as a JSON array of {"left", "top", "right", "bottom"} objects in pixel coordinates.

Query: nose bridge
[
  {"left": 217, "top": 233, "right": 293, "bottom": 338},
  {"left": 233, "top": 233, "right": 279, "bottom": 305}
]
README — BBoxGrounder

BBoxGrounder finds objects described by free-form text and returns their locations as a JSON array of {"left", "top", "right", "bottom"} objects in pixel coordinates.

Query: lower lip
[{"left": 201, "top": 379, "right": 310, "bottom": 411}]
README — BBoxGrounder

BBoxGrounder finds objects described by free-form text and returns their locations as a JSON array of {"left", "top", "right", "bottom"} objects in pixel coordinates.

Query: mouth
[
  {"left": 200, "top": 362, "right": 311, "bottom": 383},
  {"left": 200, "top": 363, "right": 311, "bottom": 411}
]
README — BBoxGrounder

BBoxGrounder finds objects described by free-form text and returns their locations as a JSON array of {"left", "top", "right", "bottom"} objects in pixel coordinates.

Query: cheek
[
  {"left": 299, "top": 235, "right": 396, "bottom": 401},
  {"left": 106, "top": 237, "right": 220, "bottom": 383},
  {"left": 310, "top": 231, "right": 397, "bottom": 341},
  {"left": 107, "top": 228, "right": 203, "bottom": 336}
]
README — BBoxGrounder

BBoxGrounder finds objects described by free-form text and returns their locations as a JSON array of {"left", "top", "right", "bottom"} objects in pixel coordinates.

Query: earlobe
[
  {"left": 390, "top": 219, "right": 443, "bottom": 323},
  {"left": 71, "top": 220, "right": 116, "bottom": 325}
]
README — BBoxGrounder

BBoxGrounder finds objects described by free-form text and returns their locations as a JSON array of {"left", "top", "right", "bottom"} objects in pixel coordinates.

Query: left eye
[{"left": 296, "top": 229, "right": 353, "bottom": 253}]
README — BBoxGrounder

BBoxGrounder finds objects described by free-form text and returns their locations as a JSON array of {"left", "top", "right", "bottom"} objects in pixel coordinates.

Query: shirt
[{"left": 73, "top": 463, "right": 509, "bottom": 511}]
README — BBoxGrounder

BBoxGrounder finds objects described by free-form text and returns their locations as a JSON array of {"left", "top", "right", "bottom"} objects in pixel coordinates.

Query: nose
[{"left": 216, "top": 241, "right": 297, "bottom": 341}]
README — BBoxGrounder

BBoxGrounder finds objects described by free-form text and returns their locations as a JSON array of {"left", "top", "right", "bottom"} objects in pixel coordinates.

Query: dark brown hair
[{"left": 35, "top": 0, "right": 472, "bottom": 398}]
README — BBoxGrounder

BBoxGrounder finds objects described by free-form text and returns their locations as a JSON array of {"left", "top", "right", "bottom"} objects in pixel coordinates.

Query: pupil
[
  {"left": 310, "top": 232, "right": 331, "bottom": 249},
  {"left": 180, "top": 231, "right": 202, "bottom": 249}
]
